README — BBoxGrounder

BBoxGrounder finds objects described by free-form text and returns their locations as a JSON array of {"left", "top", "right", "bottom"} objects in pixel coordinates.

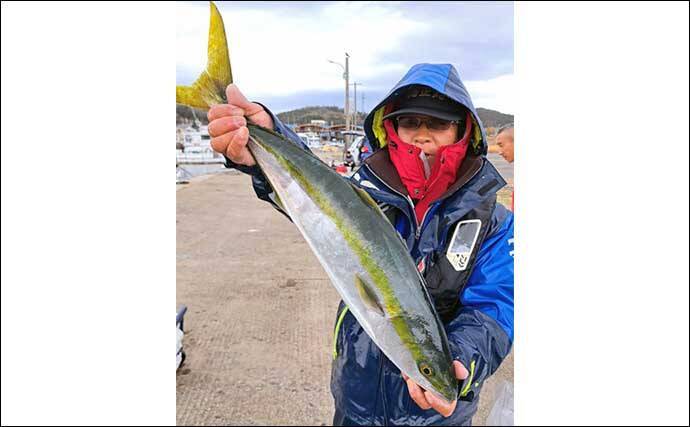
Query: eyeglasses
[{"left": 395, "top": 115, "right": 458, "bottom": 131}]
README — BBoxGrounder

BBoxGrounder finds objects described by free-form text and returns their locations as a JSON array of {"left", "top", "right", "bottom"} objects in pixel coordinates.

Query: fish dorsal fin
[
  {"left": 176, "top": 1, "right": 233, "bottom": 110},
  {"left": 355, "top": 274, "right": 385, "bottom": 316},
  {"left": 352, "top": 184, "right": 380, "bottom": 211}
]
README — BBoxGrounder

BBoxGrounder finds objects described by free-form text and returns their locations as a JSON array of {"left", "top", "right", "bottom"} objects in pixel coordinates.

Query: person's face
[
  {"left": 395, "top": 115, "right": 458, "bottom": 161},
  {"left": 496, "top": 129, "right": 514, "bottom": 163}
]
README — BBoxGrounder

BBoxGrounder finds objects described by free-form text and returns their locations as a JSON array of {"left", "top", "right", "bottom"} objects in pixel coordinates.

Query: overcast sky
[{"left": 177, "top": 1, "right": 514, "bottom": 114}]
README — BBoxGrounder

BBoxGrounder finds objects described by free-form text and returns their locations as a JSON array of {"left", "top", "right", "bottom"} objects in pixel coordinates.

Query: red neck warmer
[{"left": 385, "top": 111, "right": 472, "bottom": 224}]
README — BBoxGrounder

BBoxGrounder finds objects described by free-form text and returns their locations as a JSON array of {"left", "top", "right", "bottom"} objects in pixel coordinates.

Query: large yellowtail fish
[{"left": 176, "top": 1, "right": 458, "bottom": 403}]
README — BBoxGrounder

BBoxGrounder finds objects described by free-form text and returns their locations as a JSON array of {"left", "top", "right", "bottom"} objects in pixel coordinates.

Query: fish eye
[{"left": 420, "top": 363, "right": 433, "bottom": 377}]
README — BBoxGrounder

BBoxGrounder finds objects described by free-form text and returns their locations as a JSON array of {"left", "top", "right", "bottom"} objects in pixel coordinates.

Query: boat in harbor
[
  {"left": 176, "top": 121, "right": 226, "bottom": 165},
  {"left": 296, "top": 131, "right": 322, "bottom": 148}
]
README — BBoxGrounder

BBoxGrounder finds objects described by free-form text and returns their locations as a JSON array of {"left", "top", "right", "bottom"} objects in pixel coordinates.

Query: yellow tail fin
[{"left": 176, "top": 1, "right": 233, "bottom": 110}]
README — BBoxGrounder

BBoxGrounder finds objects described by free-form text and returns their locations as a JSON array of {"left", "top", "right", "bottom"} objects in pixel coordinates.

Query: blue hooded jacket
[{"left": 226, "top": 63, "right": 514, "bottom": 426}]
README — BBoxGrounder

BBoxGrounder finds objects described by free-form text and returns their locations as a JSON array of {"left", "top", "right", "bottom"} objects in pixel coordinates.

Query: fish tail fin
[{"left": 176, "top": 1, "right": 233, "bottom": 111}]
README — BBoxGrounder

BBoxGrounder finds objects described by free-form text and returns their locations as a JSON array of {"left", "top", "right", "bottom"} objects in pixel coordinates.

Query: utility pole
[
  {"left": 351, "top": 82, "right": 362, "bottom": 130},
  {"left": 344, "top": 53, "right": 350, "bottom": 155},
  {"left": 328, "top": 53, "right": 351, "bottom": 157},
  {"left": 361, "top": 93, "right": 366, "bottom": 118}
]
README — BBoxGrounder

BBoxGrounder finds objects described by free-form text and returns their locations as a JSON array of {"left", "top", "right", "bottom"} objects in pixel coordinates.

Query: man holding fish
[{"left": 207, "top": 63, "right": 514, "bottom": 426}]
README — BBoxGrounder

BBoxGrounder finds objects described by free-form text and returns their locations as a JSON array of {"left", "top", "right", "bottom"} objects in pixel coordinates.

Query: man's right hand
[{"left": 207, "top": 84, "right": 274, "bottom": 167}]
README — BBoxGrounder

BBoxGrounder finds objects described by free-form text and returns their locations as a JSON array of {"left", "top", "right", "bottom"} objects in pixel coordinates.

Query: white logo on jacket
[{"left": 446, "top": 219, "right": 482, "bottom": 271}]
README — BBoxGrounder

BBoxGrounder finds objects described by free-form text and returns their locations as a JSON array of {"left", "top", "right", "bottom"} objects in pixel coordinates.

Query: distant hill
[
  {"left": 176, "top": 104, "right": 512, "bottom": 129},
  {"left": 475, "top": 108, "right": 513, "bottom": 128},
  {"left": 177, "top": 104, "right": 208, "bottom": 125},
  {"left": 276, "top": 106, "right": 364, "bottom": 126},
  {"left": 277, "top": 106, "right": 512, "bottom": 129}
]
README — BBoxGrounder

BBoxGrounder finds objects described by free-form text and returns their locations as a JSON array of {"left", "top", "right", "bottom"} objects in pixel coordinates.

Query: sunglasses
[{"left": 395, "top": 115, "right": 458, "bottom": 131}]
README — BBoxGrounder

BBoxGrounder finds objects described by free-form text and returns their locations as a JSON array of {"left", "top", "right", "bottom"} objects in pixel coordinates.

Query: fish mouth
[
  {"left": 415, "top": 373, "right": 458, "bottom": 405},
  {"left": 431, "top": 381, "right": 459, "bottom": 405},
  {"left": 439, "top": 387, "right": 459, "bottom": 405}
]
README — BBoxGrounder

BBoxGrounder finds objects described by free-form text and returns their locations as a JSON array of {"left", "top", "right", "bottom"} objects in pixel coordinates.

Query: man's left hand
[{"left": 402, "top": 360, "right": 469, "bottom": 417}]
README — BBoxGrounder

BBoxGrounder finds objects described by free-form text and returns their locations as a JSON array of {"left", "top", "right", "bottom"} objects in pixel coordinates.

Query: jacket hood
[{"left": 363, "top": 63, "right": 487, "bottom": 156}]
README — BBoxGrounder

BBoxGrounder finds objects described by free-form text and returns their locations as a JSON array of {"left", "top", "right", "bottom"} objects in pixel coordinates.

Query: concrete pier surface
[{"left": 177, "top": 155, "right": 514, "bottom": 425}]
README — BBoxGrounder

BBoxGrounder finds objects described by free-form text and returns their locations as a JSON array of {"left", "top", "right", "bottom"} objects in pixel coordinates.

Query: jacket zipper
[
  {"left": 362, "top": 160, "right": 483, "bottom": 242},
  {"left": 417, "top": 158, "right": 485, "bottom": 239}
]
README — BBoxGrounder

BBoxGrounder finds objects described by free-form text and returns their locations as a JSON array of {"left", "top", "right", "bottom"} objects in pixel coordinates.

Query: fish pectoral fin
[
  {"left": 176, "top": 1, "right": 233, "bottom": 110},
  {"left": 355, "top": 275, "right": 385, "bottom": 316},
  {"left": 352, "top": 184, "right": 380, "bottom": 211}
]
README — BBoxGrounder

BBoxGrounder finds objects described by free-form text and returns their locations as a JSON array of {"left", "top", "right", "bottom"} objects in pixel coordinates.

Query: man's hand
[
  {"left": 402, "top": 360, "right": 469, "bottom": 418},
  {"left": 207, "top": 84, "right": 274, "bottom": 167}
]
